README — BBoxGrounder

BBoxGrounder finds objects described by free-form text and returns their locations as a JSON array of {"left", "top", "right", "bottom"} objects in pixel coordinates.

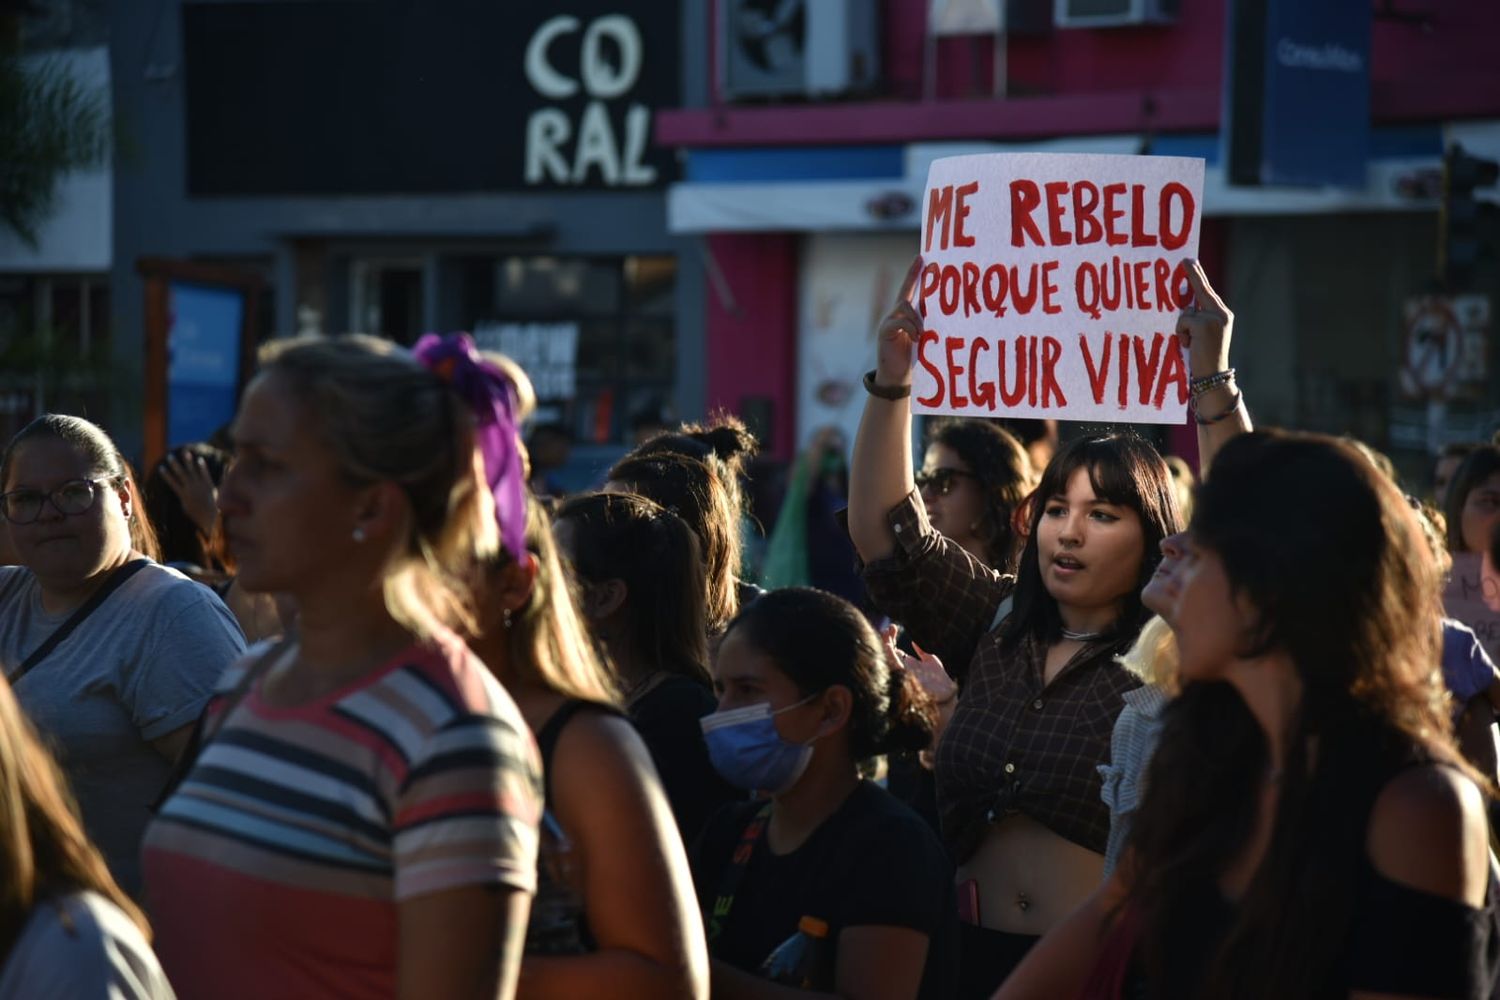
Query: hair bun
[
  {"left": 691, "top": 417, "right": 759, "bottom": 464},
  {"left": 880, "top": 663, "right": 938, "bottom": 755}
]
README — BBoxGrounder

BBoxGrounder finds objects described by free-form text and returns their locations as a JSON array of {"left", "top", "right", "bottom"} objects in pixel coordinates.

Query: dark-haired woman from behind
[
  {"left": 554, "top": 492, "right": 738, "bottom": 844},
  {"left": 630, "top": 414, "right": 762, "bottom": 617},
  {"left": 607, "top": 452, "right": 744, "bottom": 635},
  {"left": 998, "top": 432, "right": 1500, "bottom": 1000},
  {"left": 691, "top": 588, "right": 958, "bottom": 1000}
]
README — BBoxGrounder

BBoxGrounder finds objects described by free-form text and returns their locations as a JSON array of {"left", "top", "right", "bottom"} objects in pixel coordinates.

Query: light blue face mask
[{"left": 699, "top": 695, "right": 819, "bottom": 795}]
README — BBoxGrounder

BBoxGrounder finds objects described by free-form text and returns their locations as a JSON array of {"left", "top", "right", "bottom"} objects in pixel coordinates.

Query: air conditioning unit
[
  {"left": 720, "top": 0, "right": 881, "bottom": 101},
  {"left": 1055, "top": 0, "right": 1178, "bottom": 28}
]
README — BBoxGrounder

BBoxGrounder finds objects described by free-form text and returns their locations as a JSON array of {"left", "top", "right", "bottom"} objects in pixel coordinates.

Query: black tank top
[{"left": 523, "top": 699, "right": 621, "bottom": 957}]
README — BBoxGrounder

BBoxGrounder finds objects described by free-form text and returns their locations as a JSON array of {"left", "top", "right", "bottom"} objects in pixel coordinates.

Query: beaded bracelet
[
  {"left": 1193, "top": 387, "right": 1244, "bottom": 426},
  {"left": 1189, "top": 368, "right": 1236, "bottom": 398}
]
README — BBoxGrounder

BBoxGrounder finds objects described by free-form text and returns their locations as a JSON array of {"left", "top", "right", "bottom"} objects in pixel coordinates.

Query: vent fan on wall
[{"left": 1054, "top": 0, "right": 1178, "bottom": 28}]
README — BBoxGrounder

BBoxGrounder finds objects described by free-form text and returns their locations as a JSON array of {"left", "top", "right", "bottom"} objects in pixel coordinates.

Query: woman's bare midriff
[{"left": 955, "top": 813, "right": 1105, "bottom": 934}]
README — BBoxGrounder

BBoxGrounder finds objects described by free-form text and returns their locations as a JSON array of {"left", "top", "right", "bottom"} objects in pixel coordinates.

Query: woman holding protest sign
[{"left": 849, "top": 254, "right": 1189, "bottom": 996}]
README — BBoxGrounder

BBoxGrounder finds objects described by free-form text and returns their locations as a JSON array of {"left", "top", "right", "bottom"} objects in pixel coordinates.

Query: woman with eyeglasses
[
  {"left": 0, "top": 415, "right": 245, "bottom": 897},
  {"left": 848, "top": 258, "right": 1243, "bottom": 997},
  {"left": 916, "top": 419, "right": 1032, "bottom": 574}
]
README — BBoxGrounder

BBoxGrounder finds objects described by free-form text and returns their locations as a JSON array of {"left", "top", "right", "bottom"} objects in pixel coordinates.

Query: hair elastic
[{"left": 412, "top": 333, "right": 528, "bottom": 561}]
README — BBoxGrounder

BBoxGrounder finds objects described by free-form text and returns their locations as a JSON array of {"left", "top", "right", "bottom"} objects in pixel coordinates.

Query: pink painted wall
[
  {"left": 881, "top": 0, "right": 1499, "bottom": 106},
  {"left": 704, "top": 233, "right": 800, "bottom": 461}
]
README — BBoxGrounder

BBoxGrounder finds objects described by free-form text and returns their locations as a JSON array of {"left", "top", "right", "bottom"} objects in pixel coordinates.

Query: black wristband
[{"left": 864, "top": 370, "right": 912, "bottom": 401}]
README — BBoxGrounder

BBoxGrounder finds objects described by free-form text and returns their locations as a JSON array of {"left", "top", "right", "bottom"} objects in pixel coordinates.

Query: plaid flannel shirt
[{"left": 861, "top": 490, "right": 1140, "bottom": 861}]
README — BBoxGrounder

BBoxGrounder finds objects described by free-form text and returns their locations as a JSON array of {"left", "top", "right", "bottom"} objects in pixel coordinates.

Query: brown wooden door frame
[{"left": 136, "top": 258, "right": 264, "bottom": 474}]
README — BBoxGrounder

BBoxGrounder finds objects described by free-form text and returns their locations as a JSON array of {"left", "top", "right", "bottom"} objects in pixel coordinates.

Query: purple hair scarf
[{"left": 411, "top": 333, "right": 528, "bottom": 561}]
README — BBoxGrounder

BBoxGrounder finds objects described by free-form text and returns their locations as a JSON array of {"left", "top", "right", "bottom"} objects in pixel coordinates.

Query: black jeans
[{"left": 958, "top": 921, "right": 1040, "bottom": 999}]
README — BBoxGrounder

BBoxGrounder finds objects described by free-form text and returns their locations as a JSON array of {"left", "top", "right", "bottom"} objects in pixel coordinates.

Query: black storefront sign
[{"left": 182, "top": 1, "right": 680, "bottom": 195}]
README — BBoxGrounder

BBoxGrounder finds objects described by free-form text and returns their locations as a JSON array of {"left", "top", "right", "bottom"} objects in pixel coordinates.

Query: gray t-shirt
[
  {"left": 0, "top": 890, "right": 175, "bottom": 999},
  {"left": 0, "top": 563, "right": 245, "bottom": 896}
]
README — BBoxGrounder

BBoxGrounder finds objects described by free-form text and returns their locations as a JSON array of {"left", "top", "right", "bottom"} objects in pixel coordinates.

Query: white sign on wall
[
  {"left": 474, "top": 321, "right": 579, "bottom": 401},
  {"left": 523, "top": 14, "right": 658, "bottom": 187},
  {"left": 798, "top": 233, "right": 924, "bottom": 459}
]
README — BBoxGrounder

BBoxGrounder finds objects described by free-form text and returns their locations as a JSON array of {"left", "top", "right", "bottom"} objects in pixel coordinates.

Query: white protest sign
[
  {"left": 1445, "top": 552, "right": 1500, "bottom": 666},
  {"left": 473, "top": 321, "right": 579, "bottom": 401},
  {"left": 914, "top": 152, "right": 1205, "bottom": 423}
]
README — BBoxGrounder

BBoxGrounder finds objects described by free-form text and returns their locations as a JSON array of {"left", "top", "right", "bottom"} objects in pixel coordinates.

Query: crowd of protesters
[{"left": 0, "top": 254, "right": 1498, "bottom": 1000}]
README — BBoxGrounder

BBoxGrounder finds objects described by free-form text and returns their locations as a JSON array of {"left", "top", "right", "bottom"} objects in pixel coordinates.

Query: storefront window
[
  {"left": 459, "top": 254, "right": 677, "bottom": 444},
  {"left": 0, "top": 274, "right": 111, "bottom": 444}
]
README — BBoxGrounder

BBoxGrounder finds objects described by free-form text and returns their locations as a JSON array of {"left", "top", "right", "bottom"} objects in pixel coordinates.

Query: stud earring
[
  {"left": 503, "top": 608, "right": 513, "bottom": 629},
  {"left": 352, "top": 527, "right": 366, "bottom": 543}
]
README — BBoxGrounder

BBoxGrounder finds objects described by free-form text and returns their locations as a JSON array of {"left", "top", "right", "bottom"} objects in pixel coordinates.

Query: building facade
[
  {"left": 661, "top": 0, "right": 1500, "bottom": 476},
  {"left": 106, "top": 1, "right": 707, "bottom": 477}
]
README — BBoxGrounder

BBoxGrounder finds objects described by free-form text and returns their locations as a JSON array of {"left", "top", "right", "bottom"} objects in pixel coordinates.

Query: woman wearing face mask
[
  {"left": 692, "top": 587, "right": 957, "bottom": 1000},
  {"left": 847, "top": 259, "right": 1251, "bottom": 997},
  {"left": 553, "top": 491, "right": 739, "bottom": 845},
  {"left": 0, "top": 415, "right": 245, "bottom": 897},
  {"left": 1000, "top": 431, "right": 1500, "bottom": 1000}
]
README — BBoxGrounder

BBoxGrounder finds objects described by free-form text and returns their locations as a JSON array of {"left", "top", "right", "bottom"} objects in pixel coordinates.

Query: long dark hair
[
  {"left": 1129, "top": 431, "right": 1466, "bottom": 999},
  {"left": 1, "top": 414, "right": 161, "bottom": 562},
  {"left": 1000, "top": 433, "right": 1181, "bottom": 653},
  {"left": 928, "top": 418, "right": 1031, "bottom": 571},
  {"left": 609, "top": 452, "right": 740, "bottom": 633},
  {"left": 633, "top": 416, "right": 758, "bottom": 580},
  {"left": 1444, "top": 444, "right": 1500, "bottom": 552},
  {"left": 725, "top": 588, "right": 935, "bottom": 761},
  {"left": 555, "top": 492, "right": 710, "bottom": 688}
]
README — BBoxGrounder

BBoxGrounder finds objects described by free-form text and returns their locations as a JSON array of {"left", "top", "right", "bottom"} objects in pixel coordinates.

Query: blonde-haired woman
[
  {"left": 468, "top": 353, "right": 709, "bottom": 999},
  {"left": 145, "top": 334, "right": 542, "bottom": 1000},
  {"left": 0, "top": 672, "right": 172, "bottom": 998}
]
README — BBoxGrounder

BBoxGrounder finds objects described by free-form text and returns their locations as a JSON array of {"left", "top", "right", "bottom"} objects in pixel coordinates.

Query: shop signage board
[
  {"left": 912, "top": 152, "right": 1204, "bottom": 424},
  {"left": 183, "top": 2, "right": 679, "bottom": 194},
  {"left": 1223, "top": 0, "right": 1371, "bottom": 188}
]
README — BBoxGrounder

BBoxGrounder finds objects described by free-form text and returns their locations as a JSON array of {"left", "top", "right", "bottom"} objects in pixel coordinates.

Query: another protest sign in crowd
[{"left": 2, "top": 159, "right": 1500, "bottom": 1000}]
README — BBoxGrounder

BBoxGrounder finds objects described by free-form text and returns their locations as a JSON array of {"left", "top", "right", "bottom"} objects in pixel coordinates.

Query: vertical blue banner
[
  {"left": 1225, "top": 0, "right": 1371, "bottom": 188},
  {"left": 167, "top": 282, "right": 244, "bottom": 447}
]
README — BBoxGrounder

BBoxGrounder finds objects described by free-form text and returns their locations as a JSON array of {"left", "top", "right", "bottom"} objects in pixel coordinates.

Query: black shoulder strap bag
[{"left": 7, "top": 558, "right": 150, "bottom": 684}]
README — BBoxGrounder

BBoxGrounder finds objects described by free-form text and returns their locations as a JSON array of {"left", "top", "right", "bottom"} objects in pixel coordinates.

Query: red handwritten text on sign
[{"left": 913, "top": 153, "right": 1204, "bottom": 424}]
